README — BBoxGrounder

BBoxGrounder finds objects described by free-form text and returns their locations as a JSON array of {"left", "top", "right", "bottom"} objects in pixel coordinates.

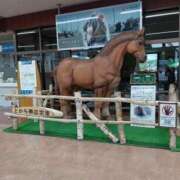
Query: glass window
[
  {"left": 145, "top": 41, "right": 179, "bottom": 99},
  {"left": 144, "top": 9, "right": 179, "bottom": 40},
  {"left": 41, "top": 27, "right": 57, "bottom": 50},
  {"left": 0, "top": 54, "right": 16, "bottom": 83},
  {"left": 16, "top": 29, "right": 40, "bottom": 51}
]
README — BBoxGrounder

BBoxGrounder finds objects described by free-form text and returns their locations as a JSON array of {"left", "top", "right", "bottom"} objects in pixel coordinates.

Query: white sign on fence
[
  {"left": 159, "top": 103, "right": 177, "bottom": 128},
  {"left": 130, "top": 85, "right": 156, "bottom": 127}
]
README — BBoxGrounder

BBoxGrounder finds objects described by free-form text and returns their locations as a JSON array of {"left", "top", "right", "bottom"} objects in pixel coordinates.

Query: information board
[
  {"left": 18, "top": 60, "right": 37, "bottom": 94},
  {"left": 130, "top": 85, "right": 156, "bottom": 127}
]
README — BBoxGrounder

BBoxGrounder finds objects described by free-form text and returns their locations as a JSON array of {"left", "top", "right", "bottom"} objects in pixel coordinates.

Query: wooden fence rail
[{"left": 2, "top": 93, "right": 180, "bottom": 107}]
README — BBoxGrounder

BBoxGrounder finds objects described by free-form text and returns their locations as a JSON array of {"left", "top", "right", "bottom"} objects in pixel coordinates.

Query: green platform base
[{"left": 4, "top": 120, "right": 180, "bottom": 152}]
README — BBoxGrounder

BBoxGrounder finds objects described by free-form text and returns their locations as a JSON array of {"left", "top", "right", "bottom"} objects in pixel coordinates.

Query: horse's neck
[{"left": 108, "top": 42, "right": 128, "bottom": 71}]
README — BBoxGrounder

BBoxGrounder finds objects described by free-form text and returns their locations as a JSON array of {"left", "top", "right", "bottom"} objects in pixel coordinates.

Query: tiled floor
[
  {"left": 0, "top": 109, "right": 180, "bottom": 180},
  {"left": 0, "top": 107, "right": 11, "bottom": 126},
  {"left": 1, "top": 129, "right": 180, "bottom": 180}
]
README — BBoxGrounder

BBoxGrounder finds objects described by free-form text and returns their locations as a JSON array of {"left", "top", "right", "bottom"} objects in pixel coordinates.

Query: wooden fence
[{"left": 2, "top": 91, "right": 180, "bottom": 150}]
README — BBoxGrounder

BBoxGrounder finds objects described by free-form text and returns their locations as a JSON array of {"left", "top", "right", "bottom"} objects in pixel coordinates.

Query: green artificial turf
[{"left": 4, "top": 119, "right": 180, "bottom": 151}]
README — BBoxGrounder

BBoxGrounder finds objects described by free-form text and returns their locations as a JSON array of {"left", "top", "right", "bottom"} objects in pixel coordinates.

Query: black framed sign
[
  {"left": 56, "top": 1, "right": 142, "bottom": 50},
  {"left": 159, "top": 102, "right": 177, "bottom": 128}
]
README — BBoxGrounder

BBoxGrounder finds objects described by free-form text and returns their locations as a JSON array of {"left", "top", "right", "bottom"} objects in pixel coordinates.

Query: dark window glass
[
  {"left": 144, "top": 10, "right": 179, "bottom": 40},
  {"left": 41, "top": 27, "right": 57, "bottom": 50},
  {"left": 16, "top": 29, "right": 40, "bottom": 51},
  {"left": 0, "top": 54, "right": 16, "bottom": 83}
]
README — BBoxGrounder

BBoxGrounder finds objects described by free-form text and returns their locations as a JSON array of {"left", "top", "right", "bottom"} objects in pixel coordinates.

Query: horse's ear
[{"left": 137, "top": 28, "right": 145, "bottom": 37}]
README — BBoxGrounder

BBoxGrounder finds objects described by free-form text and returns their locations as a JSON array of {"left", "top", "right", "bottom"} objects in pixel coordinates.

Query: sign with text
[
  {"left": 130, "top": 85, "right": 156, "bottom": 127},
  {"left": 159, "top": 103, "right": 177, "bottom": 128},
  {"left": 18, "top": 60, "right": 37, "bottom": 94},
  {"left": 130, "top": 73, "right": 156, "bottom": 85}
]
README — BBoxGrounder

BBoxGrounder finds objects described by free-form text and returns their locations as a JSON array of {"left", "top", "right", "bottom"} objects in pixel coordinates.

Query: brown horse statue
[{"left": 54, "top": 29, "right": 146, "bottom": 118}]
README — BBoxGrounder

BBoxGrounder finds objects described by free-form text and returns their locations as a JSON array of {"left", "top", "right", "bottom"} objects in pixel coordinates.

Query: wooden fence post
[
  {"left": 168, "top": 84, "right": 177, "bottom": 149},
  {"left": 12, "top": 118, "right": 18, "bottom": 130},
  {"left": 169, "top": 128, "right": 176, "bottom": 149},
  {"left": 39, "top": 120, "right": 45, "bottom": 135},
  {"left": 12, "top": 102, "right": 18, "bottom": 130},
  {"left": 49, "top": 84, "right": 54, "bottom": 108},
  {"left": 33, "top": 88, "right": 39, "bottom": 123},
  {"left": 75, "top": 92, "right": 84, "bottom": 140},
  {"left": 115, "top": 92, "right": 126, "bottom": 144},
  {"left": 39, "top": 105, "right": 47, "bottom": 135}
]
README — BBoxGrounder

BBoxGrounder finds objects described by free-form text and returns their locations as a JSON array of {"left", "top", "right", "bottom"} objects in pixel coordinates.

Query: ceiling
[{"left": 0, "top": 0, "right": 97, "bottom": 18}]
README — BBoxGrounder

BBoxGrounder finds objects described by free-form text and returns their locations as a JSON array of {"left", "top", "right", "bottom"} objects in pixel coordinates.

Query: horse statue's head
[
  {"left": 99, "top": 29, "right": 146, "bottom": 63},
  {"left": 126, "top": 29, "right": 146, "bottom": 63}
]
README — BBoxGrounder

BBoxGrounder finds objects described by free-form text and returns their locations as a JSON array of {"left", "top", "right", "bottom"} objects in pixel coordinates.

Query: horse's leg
[
  {"left": 102, "top": 77, "right": 121, "bottom": 119},
  {"left": 60, "top": 88, "right": 72, "bottom": 118},
  {"left": 94, "top": 88, "right": 104, "bottom": 119},
  {"left": 102, "top": 89, "right": 113, "bottom": 119}
]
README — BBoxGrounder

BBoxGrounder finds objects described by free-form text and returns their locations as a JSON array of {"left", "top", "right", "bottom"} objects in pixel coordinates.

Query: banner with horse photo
[{"left": 56, "top": 1, "right": 142, "bottom": 50}]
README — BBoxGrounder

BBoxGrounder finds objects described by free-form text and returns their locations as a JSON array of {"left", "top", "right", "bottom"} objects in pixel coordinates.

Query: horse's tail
[{"left": 53, "top": 67, "right": 60, "bottom": 95}]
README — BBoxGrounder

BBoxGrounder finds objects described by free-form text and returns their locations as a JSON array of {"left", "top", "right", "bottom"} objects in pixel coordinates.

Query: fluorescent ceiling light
[
  {"left": 45, "top": 43, "right": 57, "bottom": 47},
  {"left": 18, "top": 45, "right": 35, "bottom": 48},
  {"left": 151, "top": 43, "right": 162, "bottom": 48},
  {"left": 17, "top": 30, "right": 37, "bottom": 35},
  {"left": 146, "top": 30, "right": 178, "bottom": 36},
  {"left": 72, "top": 55, "right": 89, "bottom": 59},
  {"left": 120, "top": 9, "right": 141, "bottom": 14},
  {"left": 145, "top": 11, "right": 179, "bottom": 18}
]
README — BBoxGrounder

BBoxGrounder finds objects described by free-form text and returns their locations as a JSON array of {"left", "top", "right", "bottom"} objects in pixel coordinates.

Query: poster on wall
[
  {"left": 18, "top": 60, "right": 37, "bottom": 94},
  {"left": 56, "top": 1, "right": 142, "bottom": 50},
  {"left": 130, "top": 85, "right": 156, "bottom": 127},
  {"left": 159, "top": 103, "right": 177, "bottom": 128}
]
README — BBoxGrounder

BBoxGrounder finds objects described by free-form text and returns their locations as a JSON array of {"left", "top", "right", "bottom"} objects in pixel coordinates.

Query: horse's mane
[{"left": 99, "top": 31, "right": 139, "bottom": 56}]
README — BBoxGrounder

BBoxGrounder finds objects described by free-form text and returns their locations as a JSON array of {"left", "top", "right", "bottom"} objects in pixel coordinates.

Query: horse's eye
[{"left": 138, "top": 41, "right": 143, "bottom": 46}]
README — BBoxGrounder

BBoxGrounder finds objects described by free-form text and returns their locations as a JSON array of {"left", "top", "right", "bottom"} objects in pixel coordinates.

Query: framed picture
[{"left": 56, "top": 1, "right": 142, "bottom": 50}]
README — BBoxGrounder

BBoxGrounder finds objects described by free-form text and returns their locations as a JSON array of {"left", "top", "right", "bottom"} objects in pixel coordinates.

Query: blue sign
[
  {"left": 20, "top": 90, "right": 33, "bottom": 95},
  {"left": 0, "top": 42, "right": 15, "bottom": 53}
]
